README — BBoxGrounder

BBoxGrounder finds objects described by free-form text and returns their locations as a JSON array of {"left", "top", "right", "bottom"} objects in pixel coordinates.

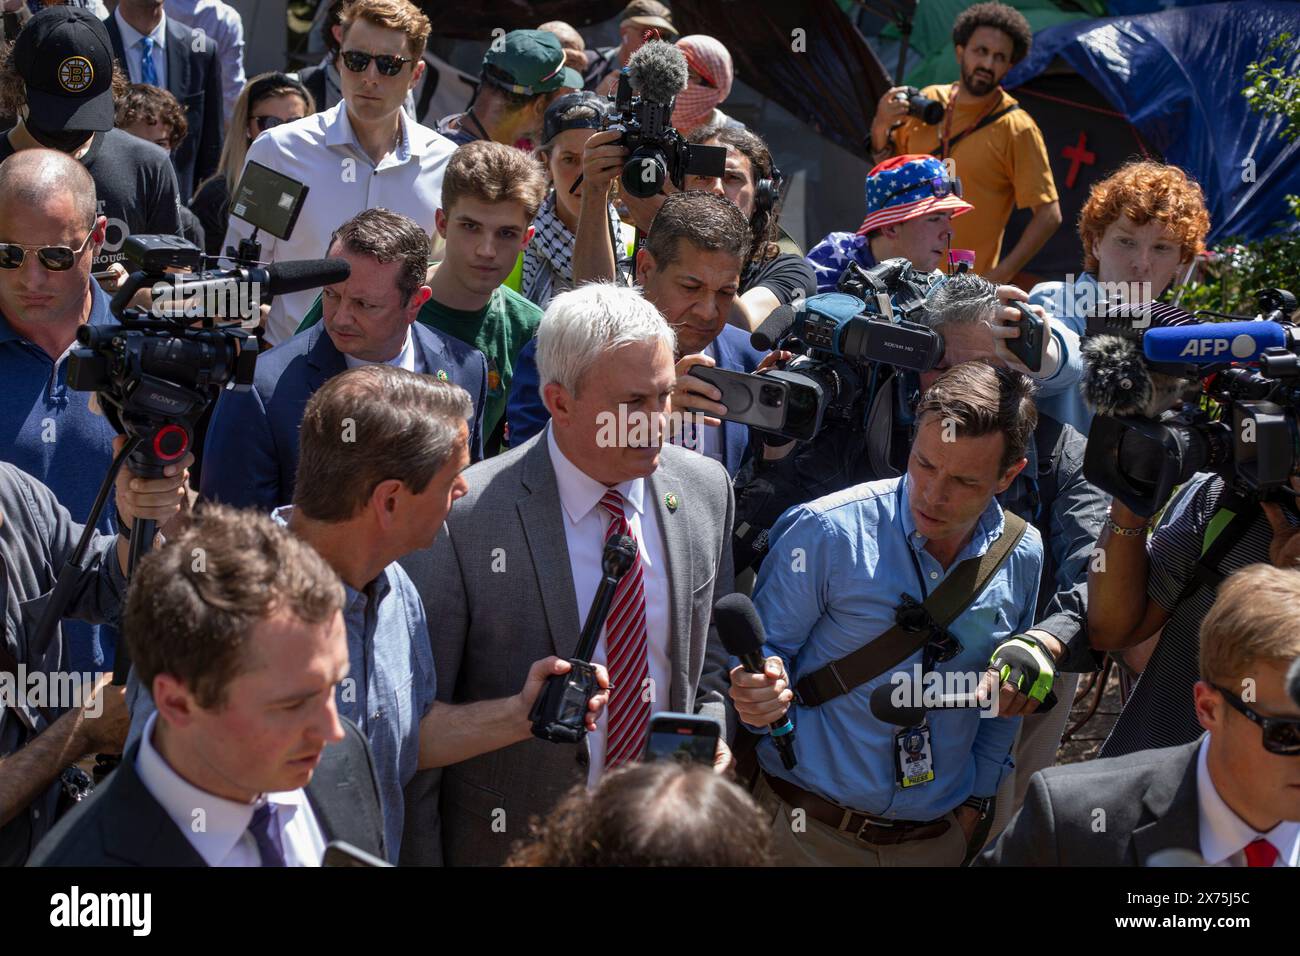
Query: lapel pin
[
  {"left": 435, "top": 369, "right": 449, "bottom": 382},
  {"left": 664, "top": 493, "right": 679, "bottom": 512}
]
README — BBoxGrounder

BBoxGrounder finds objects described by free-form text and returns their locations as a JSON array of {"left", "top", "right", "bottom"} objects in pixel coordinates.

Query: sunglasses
[
  {"left": 340, "top": 50, "right": 413, "bottom": 77},
  {"left": 252, "top": 115, "right": 292, "bottom": 133},
  {"left": 881, "top": 174, "right": 964, "bottom": 205},
  {"left": 0, "top": 226, "right": 96, "bottom": 271},
  {"left": 1212, "top": 684, "right": 1300, "bottom": 755}
]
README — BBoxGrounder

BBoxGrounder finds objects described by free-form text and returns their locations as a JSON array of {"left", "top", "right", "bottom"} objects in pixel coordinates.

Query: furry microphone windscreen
[{"left": 627, "top": 40, "right": 689, "bottom": 103}]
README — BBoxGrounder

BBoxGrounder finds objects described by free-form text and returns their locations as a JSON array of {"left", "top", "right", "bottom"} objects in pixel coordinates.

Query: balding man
[{"left": 0, "top": 149, "right": 124, "bottom": 675}]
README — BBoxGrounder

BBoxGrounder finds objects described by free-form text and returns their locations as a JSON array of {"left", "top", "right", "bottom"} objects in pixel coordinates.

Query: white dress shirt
[
  {"left": 114, "top": 8, "right": 169, "bottom": 91},
  {"left": 135, "top": 712, "right": 327, "bottom": 866},
  {"left": 546, "top": 425, "right": 671, "bottom": 787},
  {"left": 1196, "top": 735, "right": 1299, "bottom": 866},
  {"left": 342, "top": 327, "right": 420, "bottom": 372},
  {"left": 223, "top": 101, "right": 456, "bottom": 345}
]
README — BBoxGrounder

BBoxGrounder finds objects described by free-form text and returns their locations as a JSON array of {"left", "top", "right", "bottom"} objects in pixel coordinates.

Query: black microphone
[
  {"left": 261, "top": 257, "right": 352, "bottom": 297},
  {"left": 751, "top": 302, "right": 798, "bottom": 352},
  {"left": 714, "top": 593, "right": 796, "bottom": 770},
  {"left": 529, "top": 532, "right": 638, "bottom": 744},
  {"left": 868, "top": 681, "right": 987, "bottom": 726},
  {"left": 1287, "top": 655, "right": 1300, "bottom": 709}
]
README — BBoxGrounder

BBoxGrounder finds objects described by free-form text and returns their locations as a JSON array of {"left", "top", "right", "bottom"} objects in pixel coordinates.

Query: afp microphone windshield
[
  {"left": 714, "top": 593, "right": 796, "bottom": 770},
  {"left": 1143, "top": 320, "right": 1290, "bottom": 364},
  {"left": 626, "top": 39, "right": 688, "bottom": 103}
]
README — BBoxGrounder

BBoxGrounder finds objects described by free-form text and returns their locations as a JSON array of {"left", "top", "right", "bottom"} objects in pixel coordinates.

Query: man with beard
[{"left": 870, "top": 2, "right": 1060, "bottom": 283}]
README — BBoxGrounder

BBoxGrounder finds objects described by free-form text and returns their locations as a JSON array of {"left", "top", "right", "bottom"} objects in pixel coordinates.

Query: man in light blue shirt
[{"left": 731, "top": 361, "right": 1044, "bottom": 866}]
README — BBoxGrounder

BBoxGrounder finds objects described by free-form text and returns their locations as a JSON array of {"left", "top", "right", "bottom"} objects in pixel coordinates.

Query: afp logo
[
  {"left": 58, "top": 56, "right": 95, "bottom": 93},
  {"left": 1178, "top": 334, "right": 1256, "bottom": 360}
]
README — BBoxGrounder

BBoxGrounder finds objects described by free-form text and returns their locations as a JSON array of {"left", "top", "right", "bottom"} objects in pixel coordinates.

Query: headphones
[{"left": 755, "top": 162, "right": 784, "bottom": 216}]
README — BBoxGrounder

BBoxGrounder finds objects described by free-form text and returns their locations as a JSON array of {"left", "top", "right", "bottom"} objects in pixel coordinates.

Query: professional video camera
[
  {"left": 602, "top": 40, "right": 726, "bottom": 198},
  {"left": 1082, "top": 289, "right": 1300, "bottom": 517},
  {"left": 696, "top": 258, "right": 943, "bottom": 444},
  {"left": 58, "top": 165, "right": 347, "bottom": 680}
]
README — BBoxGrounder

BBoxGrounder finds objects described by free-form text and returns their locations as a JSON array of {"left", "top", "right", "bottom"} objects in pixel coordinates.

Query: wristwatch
[{"left": 961, "top": 794, "right": 993, "bottom": 820}]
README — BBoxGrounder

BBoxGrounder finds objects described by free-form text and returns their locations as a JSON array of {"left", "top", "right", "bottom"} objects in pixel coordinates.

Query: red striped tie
[{"left": 599, "top": 489, "right": 651, "bottom": 768}]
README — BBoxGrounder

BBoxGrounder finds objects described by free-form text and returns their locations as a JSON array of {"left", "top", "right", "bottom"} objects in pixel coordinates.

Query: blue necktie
[
  {"left": 247, "top": 802, "right": 287, "bottom": 867},
  {"left": 139, "top": 37, "right": 158, "bottom": 87}
]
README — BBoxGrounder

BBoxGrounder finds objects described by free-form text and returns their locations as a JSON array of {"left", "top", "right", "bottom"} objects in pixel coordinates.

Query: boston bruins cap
[{"left": 12, "top": 7, "right": 116, "bottom": 133}]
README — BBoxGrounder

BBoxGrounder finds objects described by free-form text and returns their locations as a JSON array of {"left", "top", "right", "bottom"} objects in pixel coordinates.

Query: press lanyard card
[{"left": 895, "top": 721, "right": 935, "bottom": 788}]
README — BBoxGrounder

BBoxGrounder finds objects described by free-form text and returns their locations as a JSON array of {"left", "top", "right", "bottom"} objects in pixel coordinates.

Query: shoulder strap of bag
[
  {"left": 930, "top": 103, "right": 1020, "bottom": 158},
  {"left": 795, "top": 511, "right": 1028, "bottom": 707}
]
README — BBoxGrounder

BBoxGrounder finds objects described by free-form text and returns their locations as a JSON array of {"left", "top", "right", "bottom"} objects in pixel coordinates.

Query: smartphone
[
  {"left": 643, "top": 712, "right": 720, "bottom": 766},
  {"left": 685, "top": 365, "right": 789, "bottom": 434},
  {"left": 322, "top": 840, "right": 392, "bottom": 867},
  {"left": 1006, "top": 300, "right": 1045, "bottom": 374}
]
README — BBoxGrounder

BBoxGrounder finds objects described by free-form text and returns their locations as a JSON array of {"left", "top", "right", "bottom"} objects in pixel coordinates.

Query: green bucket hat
[{"left": 482, "top": 29, "right": 583, "bottom": 96}]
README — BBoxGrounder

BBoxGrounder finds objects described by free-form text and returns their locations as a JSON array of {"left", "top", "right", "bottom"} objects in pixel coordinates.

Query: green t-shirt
[{"left": 296, "top": 285, "right": 542, "bottom": 452}]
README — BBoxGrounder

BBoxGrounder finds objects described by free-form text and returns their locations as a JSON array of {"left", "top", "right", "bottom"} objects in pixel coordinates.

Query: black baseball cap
[
  {"left": 541, "top": 91, "right": 611, "bottom": 146},
  {"left": 12, "top": 7, "right": 117, "bottom": 132}
]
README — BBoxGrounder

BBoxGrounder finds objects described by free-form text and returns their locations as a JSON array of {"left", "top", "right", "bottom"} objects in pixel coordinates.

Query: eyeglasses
[
  {"left": 340, "top": 50, "right": 413, "bottom": 77},
  {"left": 0, "top": 226, "right": 96, "bottom": 271},
  {"left": 881, "top": 174, "right": 964, "bottom": 205},
  {"left": 251, "top": 115, "right": 291, "bottom": 133},
  {"left": 1212, "top": 684, "right": 1300, "bottom": 755}
]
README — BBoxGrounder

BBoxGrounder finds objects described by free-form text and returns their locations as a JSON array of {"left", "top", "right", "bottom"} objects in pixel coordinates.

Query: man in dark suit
[
  {"left": 201, "top": 208, "right": 488, "bottom": 511},
  {"left": 980, "top": 563, "right": 1300, "bottom": 867},
  {"left": 507, "top": 191, "right": 766, "bottom": 477},
  {"left": 401, "top": 282, "right": 736, "bottom": 866},
  {"left": 104, "top": 0, "right": 222, "bottom": 199},
  {"left": 29, "top": 507, "right": 386, "bottom": 866}
]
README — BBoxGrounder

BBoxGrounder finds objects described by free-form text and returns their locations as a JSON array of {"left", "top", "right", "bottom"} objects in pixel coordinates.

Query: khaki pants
[{"left": 753, "top": 775, "right": 969, "bottom": 866}]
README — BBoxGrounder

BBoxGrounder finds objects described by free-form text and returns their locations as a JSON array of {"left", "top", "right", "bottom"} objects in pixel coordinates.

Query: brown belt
[{"left": 761, "top": 771, "right": 951, "bottom": 846}]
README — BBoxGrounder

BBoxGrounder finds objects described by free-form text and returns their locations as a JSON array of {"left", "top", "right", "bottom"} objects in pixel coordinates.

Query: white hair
[{"left": 536, "top": 282, "right": 676, "bottom": 396}]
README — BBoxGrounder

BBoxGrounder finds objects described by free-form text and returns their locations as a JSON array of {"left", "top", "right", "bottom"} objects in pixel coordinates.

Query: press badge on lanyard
[{"left": 895, "top": 721, "right": 935, "bottom": 788}]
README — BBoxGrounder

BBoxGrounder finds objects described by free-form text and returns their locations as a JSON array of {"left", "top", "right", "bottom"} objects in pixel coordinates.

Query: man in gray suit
[
  {"left": 403, "top": 282, "right": 736, "bottom": 866},
  {"left": 980, "top": 563, "right": 1300, "bottom": 867}
]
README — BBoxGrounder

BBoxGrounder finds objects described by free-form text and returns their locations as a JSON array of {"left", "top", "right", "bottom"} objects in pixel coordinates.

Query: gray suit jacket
[
  {"left": 400, "top": 432, "right": 735, "bottom": 866},
  {"left": 977, "top": 739, "right": 1203, "bottom": 866}
]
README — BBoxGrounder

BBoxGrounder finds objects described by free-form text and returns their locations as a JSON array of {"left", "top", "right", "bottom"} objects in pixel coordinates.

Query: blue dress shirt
[{"left": 751, "top": 474, "right": 1042, "bottom": 819}]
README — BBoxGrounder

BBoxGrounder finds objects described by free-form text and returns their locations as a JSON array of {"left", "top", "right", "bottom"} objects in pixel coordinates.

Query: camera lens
[{"left": 622, "top": 148, "right": 668, "bottom": 199}]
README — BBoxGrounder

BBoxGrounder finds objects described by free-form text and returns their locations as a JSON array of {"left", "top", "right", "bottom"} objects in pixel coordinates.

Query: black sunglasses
[
  {"left": 1212, "top": 684, "right": 1300, "bottom": 755},
  {"left": 895, "top": 593, "right": 964, "bottom": 668},
  {"left": 881, "top": 174, "right": 964, "bottom": 205},
  {"left": 251, "top": 115, "right": 292, "bottom": 133},
  {"left": 340, "top": 50, "right": 413, "bottom": 77},
  {"left": 0, "top": 226, "right": 96, "bottom": 271}
]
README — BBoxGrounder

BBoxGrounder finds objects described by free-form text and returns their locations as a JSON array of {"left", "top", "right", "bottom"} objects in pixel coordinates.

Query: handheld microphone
[
  {"left": 1143, "top": 320, "right": 1290, "bottom": 365},
  {"left": 752, "top": 302, "right": 798, "bottom": 352},
  {"left": 1287, "top": 655, "right": 1300, "bottom": 709},
  {"left": 713, "top": 593, "right": 796, "bottom": 770},
  {"left": 529, "top": 533, "right": 638, "bottom": 744},
  {"left": 868, "top": 681, "right": 986, "bottom": 727},
  {"left": 626, "top": 40, "right": 688, "bottom": 102}
]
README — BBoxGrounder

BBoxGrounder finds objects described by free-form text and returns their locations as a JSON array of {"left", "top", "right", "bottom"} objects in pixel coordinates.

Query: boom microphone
[
  {"left": 626, "top": 39, "right": 688, "bottom": 103},
  {"left": 263, "top": 257, "right": 352, "bottom": 297},
  {"left": 714, "top": 593, "right": 797, "bottom": 770},
  {"left": 1143, "top": 320, "right": 1290, "bottom": 365}
]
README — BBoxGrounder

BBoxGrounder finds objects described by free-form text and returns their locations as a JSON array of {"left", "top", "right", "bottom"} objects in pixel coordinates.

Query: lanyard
[{"left": 939, "top": 83, "right": 1001, "bottom": 160}]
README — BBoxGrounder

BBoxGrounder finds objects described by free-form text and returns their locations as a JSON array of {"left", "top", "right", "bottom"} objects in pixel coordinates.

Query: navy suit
[
  {"left": 506, "top": 323, "right": 765, "bottom": 477},
  {"left": 104, "top": 15, "right": 223, "bottom": 200},
  {"left": 200, "top": 323, "right": 487, "bottom": 511}
]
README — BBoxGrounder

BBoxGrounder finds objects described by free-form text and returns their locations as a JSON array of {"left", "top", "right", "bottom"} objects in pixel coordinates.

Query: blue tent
[{"left": 1004, "top": 0, "right": 1300, "bottom": 244}]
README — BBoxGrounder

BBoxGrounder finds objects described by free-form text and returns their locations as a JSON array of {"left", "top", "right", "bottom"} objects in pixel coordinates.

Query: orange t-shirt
[{"left": 894, "top": 85, "right": 1057, "bottom": 273}]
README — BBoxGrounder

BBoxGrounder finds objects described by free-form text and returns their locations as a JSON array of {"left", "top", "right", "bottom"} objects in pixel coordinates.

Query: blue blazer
[
  {"left": 200, "top": 323, "right": 487, "bottom": 511},
  {"left": 506, "top": 322, "right": 765, "bottom": 477},
  {"left": 104, "top": 15, "right": 223, "bottom": 200}
]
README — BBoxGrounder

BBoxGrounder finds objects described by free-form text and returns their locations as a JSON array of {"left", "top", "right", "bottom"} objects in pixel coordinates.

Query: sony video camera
[
  {"left": 602, "top": 40, "right": 726, "bottom": 198},
  {"left": 1082, "top": 289, "right": 1300, "bottom": 517}
]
